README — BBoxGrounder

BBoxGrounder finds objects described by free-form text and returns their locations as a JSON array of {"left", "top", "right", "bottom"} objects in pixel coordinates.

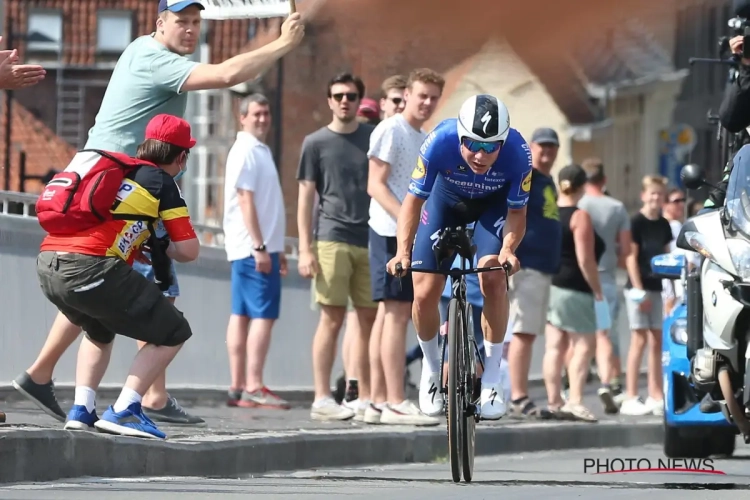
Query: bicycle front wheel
[
  {"left": 447, "top": 298, "right": 463, "bottom": 483},
  {"left": 461, "top": 303, "right": 477, "bottom": 482}
]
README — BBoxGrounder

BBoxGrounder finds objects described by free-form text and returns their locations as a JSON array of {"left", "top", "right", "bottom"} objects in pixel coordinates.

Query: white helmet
[{"left": 456, "top": 94, "right": 510, "bottom": 143}]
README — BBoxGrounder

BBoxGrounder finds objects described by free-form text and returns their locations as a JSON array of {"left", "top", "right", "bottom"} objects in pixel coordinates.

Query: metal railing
[{"left": 0, "top": 190, "right": 301, "bottom": 260}]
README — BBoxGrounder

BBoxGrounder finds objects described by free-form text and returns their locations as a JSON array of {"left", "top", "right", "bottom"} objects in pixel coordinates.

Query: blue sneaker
[
  {"left": 63, "top": 405, "right": 98, "bottom": 431},
  {"left": 94, "top": 403, "right": 167, "bottom": 440}
]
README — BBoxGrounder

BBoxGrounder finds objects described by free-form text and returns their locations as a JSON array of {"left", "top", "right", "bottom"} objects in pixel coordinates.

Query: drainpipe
[{"left": 272, "top": 58, "right": 283, "bottom": 170}]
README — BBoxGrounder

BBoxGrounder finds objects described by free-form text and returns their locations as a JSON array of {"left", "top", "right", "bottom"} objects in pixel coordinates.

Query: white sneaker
[
  {"left": 363, "top": 402, "right": 385, "bottom": 424},
  {"left": 619, "top": 396, "right": 653, "bottom": 416},
  {"left": 480, "top": 380, "right": 506, "bottom": 420},
  {"left": 419, "top": 364, "right": 444, "bottom": 417},
  {"left": 380, "top": 400, "right": 441, "bottom": 426},
  {"left": 310, "top": 397, "right": 355, "bottom": 421},
  {"left": 344, "top": 398, "right": 368, "bottom": 421},
  {"left": 645, "top": 397, "right": 664, "bottom": 416}
]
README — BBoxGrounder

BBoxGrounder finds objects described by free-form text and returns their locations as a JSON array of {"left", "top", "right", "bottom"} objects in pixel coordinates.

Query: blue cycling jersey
[{"left": 407, "top": 118, "right": 533, "bottom": 208}]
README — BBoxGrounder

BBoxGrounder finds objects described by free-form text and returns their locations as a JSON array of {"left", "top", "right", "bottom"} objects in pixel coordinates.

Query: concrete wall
[{"left": 0, "top": 213, "right": 639, "bottom": 391}]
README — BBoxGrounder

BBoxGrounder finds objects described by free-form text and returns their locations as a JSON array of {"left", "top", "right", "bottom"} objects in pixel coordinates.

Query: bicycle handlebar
[{"left": 394, "top": 261, "right": 512, "bottom": 292}]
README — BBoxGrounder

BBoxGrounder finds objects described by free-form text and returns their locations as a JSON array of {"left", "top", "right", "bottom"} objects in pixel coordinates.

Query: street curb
[
  {"left": 0, "top": 420, "right": 663, "bottom": 484},
  {"left": 0, "top": 376, "right": 560, "bottom": 408}
]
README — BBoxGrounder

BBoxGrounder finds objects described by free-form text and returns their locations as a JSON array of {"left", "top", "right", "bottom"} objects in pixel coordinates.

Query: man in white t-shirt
[
  {"left": 363, "top": 68, "right": 444, "bottom": 426},
  {"left": 223, "top": 94, "right": 288, "bottom": 410}
]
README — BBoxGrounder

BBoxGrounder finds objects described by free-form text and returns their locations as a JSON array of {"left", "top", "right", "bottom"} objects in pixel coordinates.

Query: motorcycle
[
  {"left": 651, "top": 252, "right": 736, "bottom": 458},
  {"left": 667, "top": 158, "right": 750, "bottom": 450}
]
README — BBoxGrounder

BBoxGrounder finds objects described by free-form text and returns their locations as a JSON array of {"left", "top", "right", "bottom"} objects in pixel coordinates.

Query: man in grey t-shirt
[
  {"left": 578, "top": 158, "right": 632, "bottom": 413},
  {"left": 297, "top": 72, "right": 378, "bottom": 422}
]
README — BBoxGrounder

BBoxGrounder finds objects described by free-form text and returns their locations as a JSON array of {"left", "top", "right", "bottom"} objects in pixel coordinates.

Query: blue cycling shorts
[{"left": 411, "top": 174, "right": 509, "bottom": 272}]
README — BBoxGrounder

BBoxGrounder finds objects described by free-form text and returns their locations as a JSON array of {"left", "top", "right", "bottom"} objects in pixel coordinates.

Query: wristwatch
[{"left": 254, "top": 244, "right": 267, "bottom": 252}]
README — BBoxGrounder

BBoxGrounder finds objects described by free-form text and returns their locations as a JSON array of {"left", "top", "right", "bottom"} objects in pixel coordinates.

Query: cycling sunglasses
[{"left": 462, "top": 137, "right": 503, "bottom": 154}]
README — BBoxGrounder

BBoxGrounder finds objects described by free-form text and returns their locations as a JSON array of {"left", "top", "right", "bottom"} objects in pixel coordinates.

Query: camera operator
[{"left": 706, "top": 32, "right": 750, "bottom": 209}]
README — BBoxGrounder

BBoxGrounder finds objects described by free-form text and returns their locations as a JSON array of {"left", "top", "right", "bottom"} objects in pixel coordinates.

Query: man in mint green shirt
[{"left": 14, "top": 0, "right": 305, "bottom": 435}]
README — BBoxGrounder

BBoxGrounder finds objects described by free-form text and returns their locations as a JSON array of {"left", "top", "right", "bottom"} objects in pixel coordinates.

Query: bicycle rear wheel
[
  {"left": 461, "top": 303, "right": 477, "bottom": 482},
  {"left": 446, "top": 298, "right": 463, "bottom": 483}
]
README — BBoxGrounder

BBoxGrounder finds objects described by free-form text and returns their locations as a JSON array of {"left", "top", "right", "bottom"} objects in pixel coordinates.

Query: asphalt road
[{"left": 2, "top": 443, "right": 748, "bottom": 499}]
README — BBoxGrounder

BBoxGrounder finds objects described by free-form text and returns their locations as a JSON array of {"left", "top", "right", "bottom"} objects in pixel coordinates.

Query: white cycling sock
[
  {"left": 482, "top": 340, "right": 504, "bottom": 384},
  {"left": 418, "top": 335, "right": 441, "bottom": 373},
  {"left": 74, "top": 386, "right": 96, "bottom": 413},
  {"left": 112, "top": 387, "right": 142, "bottom": 413}
]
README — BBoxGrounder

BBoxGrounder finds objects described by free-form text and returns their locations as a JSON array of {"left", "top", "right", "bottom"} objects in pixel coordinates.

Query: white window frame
[
  {"left": 27, "top": 9, "right": 63, "bottom": 53},
  {"left": 96, "top": 10, "right": 133, "bottom": 53}
]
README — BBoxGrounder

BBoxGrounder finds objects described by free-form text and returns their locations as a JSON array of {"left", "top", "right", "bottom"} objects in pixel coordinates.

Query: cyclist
[{"left": 386, "top": 94, "right": 531, "bottom": 420}]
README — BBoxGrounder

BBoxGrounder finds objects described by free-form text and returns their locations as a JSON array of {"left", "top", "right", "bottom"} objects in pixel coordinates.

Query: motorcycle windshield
[{"left": 726, "top": 148, "right": 750, "bottom": 238}]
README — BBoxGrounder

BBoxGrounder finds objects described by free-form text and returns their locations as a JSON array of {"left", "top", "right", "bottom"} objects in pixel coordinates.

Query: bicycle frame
[
  {"left": 412, "top": 259, "right": 509, "bottom": 395},
  {"left": 397, "top": 225, "right": 510, "bottom": 483}
]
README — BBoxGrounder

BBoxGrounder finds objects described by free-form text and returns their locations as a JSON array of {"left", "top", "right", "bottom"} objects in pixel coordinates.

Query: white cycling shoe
[
  {"left": 480, "top": 380, "right": 506, "bottom": 420},
  {"left": 419, "top": 363, "right": 444, "bottom": 417}
]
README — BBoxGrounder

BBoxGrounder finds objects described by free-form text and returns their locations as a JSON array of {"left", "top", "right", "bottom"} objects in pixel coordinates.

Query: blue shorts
[
  {"left": 231, "top": 253, "right": 282, "bottom": 320},
  {"left": 132, "top": 257, "right": 180, "bottom": 298},
  {"left": 369, "top": 227, "right": 414, "bottom": 302},
  {"left": 411, "top": 174, "right": 509, "bottom": 272}
]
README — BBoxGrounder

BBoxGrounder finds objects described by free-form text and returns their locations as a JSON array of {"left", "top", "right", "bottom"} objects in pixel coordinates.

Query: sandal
[
  {"left": 561, "top": 402, "right": 598, "bottom": 422},
  {"left": 509, "top": 396, "right": 553, "bottom": 420}
]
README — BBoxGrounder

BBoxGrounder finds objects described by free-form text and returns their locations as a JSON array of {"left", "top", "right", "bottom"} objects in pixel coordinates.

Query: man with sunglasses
[
  {"left": 386, "top": 94, "right": 532, "bottom": 421},
  {"left": 297, "top": 73, "right": 378, "bottom": 421}
]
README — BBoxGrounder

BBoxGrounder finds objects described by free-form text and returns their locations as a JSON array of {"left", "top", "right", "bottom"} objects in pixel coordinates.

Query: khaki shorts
[
  {"left": 313, "top": 241, "right": 376, "bottom": 309},
  {"left": 509, "top": 268, "right": 552, "bottom": 336}
]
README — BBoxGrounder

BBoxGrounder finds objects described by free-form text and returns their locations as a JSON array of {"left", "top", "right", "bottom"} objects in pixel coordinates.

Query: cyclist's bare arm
[
  {"left": 181, "top": 14, "right": 304, "bottom": 92},
  {"left": 501, "top": 206, "right": 527, "bottom": 252},
  {"left": 396, "top": 193, "right": 425, "bottom": 258}
]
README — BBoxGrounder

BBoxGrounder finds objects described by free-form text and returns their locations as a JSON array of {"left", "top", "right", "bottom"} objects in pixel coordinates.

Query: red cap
[
  {"left": 145, "top": 114, "right": 197, "bottom": 149},
  {"left": 357, "top": 98, "right": 380, "bottom": 121}
]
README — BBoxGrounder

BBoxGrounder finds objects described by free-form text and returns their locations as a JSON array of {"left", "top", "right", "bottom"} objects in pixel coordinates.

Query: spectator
[
  {"left": 506, "top": 127, "right": 562, "bottom": 420},
  {"left": 578, "top": 158, "right": 631, "bottom": 413},
  {"left": 330, "top": 95, "right": 382, "bottom": 409},
  {"left": 364, "top": 68, "right": 444, "bottom": 426},
  {"left": 379, "top": 74, "right": 407, "bottom": 119},
  {"left": 621, "top": 175, "right": 673, "bottom": 416},
  {"left": 223, "top": 94, "right": 289, "bottom": 409},
  {"left": 357, "top": 98, "right": 381, "bottom": 125},
  {"left": 39, "top": 115, "right": 200, "bottom": 439},
  {"left": 297, "top": 73, "right": 377, "bottom": 421},
  {"left": 661, "top": 188, "right": 686, "bottom": 314},
  {"left": 335, "top": 76, "right": 407, "bottom": 411},
  {"left": 543, "top": 164, "right": 606, "bottom": 422}
]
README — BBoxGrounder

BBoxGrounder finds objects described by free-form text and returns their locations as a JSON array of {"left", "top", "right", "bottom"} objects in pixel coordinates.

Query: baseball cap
[
  {"left": 357, "top": 98, "right": 380, "bottom": 121},
  {"left": 158, "top": 0, "right": 205, "bottom": 14},
  {"left": 558, "top": 164, "right": 587, "bottom": 193},
  {"left": 145, "top": 114, "right": 197, "bottom": 149},
  {"left": 530, "top": 127, "right": 559, "bottom": 146}
]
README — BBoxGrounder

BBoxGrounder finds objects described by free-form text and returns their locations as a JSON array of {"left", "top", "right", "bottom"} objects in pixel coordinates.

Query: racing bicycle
[{"left": 395, "top": 225, "right": 510, "bottom": 483}]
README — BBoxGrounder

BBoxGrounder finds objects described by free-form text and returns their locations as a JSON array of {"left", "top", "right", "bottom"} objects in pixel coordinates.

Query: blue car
[{"left": 652, "top": 253, "right": 737, "bottom": 457}]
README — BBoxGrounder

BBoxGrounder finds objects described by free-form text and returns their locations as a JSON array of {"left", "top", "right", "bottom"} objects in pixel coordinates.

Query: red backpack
[{"left": 36, "top": 149, "right": 157, "bottom": 236}]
